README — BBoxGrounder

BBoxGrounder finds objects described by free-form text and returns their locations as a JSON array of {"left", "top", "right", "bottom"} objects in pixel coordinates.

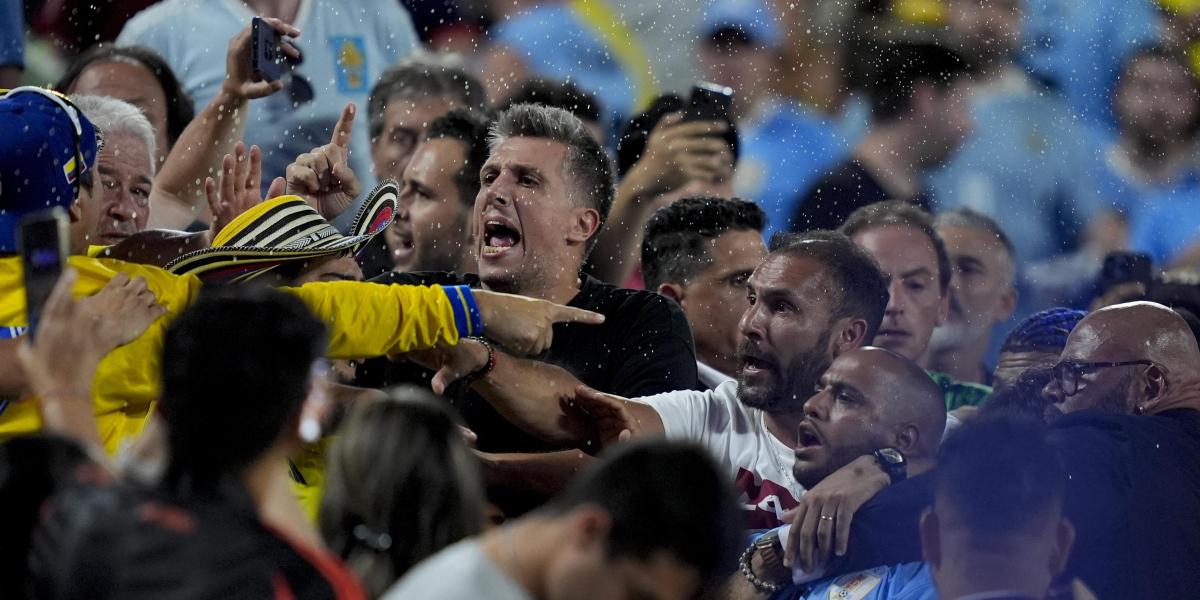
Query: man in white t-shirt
[
  {"left": 438, "top": 231, "right": 891, "bottom": 527},
  {"left": 118, "top": 0, "right": 421, "bottom": 187}
]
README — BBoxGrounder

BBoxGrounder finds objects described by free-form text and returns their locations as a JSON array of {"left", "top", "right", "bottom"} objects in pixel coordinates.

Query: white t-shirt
[
  {"left": 118, "top": 0, "right": 420, "bottom": 187},
  {"left": 382, "top": 540, "right": 531, "bottom": 600},
  {"left": 640, "top": 380, "right": 802, "bottom": 528}
]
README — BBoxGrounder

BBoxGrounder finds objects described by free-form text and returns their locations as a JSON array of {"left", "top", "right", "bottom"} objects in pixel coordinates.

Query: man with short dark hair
[
  {"left": 641, "top": 197, "right": 766, "bottom": 385},
  {"left": 385, "top": 109, "right": 490, "bottom": 273},
  {"left": 925, "top": 208, "right": 1018, "bottom": 385},
  {"left": 791, "top": 42, "right": 973, "bottom": 232},
  {"left": 921, "top": 417, "right": 1075, "bottom": 600},
  {"left": 840, "top": 201, "right": 991, "bottom": 410},
  {"left": 447, "top": 231, "right": 890, "bottom": 527},
  {"left": 384, "top": 440, "right": 741, "bottom": 600},
  {"left": 371, "top": 104, "right": 699, "bottom": 461}
]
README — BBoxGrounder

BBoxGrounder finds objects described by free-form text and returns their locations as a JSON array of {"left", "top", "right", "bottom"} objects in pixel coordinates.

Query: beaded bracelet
[
  {"left": 462, "top": 337, "right": 497, "bottom": 385},
  {"left": 738, "top": 544, "right": 782, "bottom": 594}
]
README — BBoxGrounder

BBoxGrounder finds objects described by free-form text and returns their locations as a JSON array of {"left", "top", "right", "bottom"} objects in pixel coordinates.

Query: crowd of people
[{"left": 2, "top": 0, "right": 1200, "bottom": 598}]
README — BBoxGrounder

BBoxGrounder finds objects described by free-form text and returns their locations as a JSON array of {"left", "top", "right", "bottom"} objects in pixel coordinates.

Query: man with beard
[
  {"left": 434, "top": 231, "right": 890, "bottom": 527},
  {"left": 924, "top": 209, "right": 1017, "bottom": 385},
  {"left": 384, "top": 109, "right": 490, "bottom": 274},
  {"left": 754, "top": 302, "right": 1200, "bottom": 599}
]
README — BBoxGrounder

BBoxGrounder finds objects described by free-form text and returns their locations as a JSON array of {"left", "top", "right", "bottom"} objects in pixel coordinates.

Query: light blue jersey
[{"left": 772, "top": 563, "right": 936, "bottom": 600}]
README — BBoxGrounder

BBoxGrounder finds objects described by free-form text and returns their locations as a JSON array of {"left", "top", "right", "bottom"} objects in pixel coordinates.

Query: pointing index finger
[
  {"left": 331, "top": 102, "right": 355, "bottom": 148},
  {"left": 556, "top": 306, "right": 605, "bottom": 325}
]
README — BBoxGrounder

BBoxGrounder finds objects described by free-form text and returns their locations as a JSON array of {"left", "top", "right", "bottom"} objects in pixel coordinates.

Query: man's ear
[
  {"left": 565, "top": 207, "right": 601, "bottom": 246},
  {"left": 919, "top": 507, "right": 942, "bottom": 568},
  {"left": 68, "top": 198, "right": 83, "bottom": 223},
  {"left": 1049, "top": 518, "right": 1076, "bottom": 576},
  {"left": 831, "top": 317, "right": 869, "bottom": 357},
  {"left": 657, "top": 283, "right": 685, "bottom": 304},
  {"left": 1137, "top": 364, "right": 1171, "bottom": 414},
  {"left": 894, "top": 423, "right": 921, "bottom": 456},
  {"left": 567, "top": 504, "right": 613, "bottom": 551}
]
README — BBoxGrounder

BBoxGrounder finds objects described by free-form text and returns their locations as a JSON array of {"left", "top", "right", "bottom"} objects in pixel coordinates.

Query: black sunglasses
[{"left": 1050, "top": 360, "right": 1154, "bottom": 396}]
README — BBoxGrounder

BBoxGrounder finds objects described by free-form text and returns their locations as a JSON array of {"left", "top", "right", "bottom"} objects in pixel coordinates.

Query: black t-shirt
[
  {"left": 789, "top": 160, "right": 932, "bottom": 232},
  {"left": 1048, "top": 408, "right": 1200, "bottom": 598},
  {"left": 361, "top": 272, "right": 699, "bottom": 453}
]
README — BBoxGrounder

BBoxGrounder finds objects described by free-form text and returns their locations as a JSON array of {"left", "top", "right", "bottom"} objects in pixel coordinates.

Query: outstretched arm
[
  {"left": 148, "top": 18, "right": 299, "bottom": 229},
  {"left": 415, "top": 338, "right": 665, "bottom": 450}
]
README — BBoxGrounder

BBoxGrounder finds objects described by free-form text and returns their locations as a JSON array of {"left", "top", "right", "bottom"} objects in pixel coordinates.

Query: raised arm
[
  {"left": 147, "top": 18, "right": 300, "bottom": 229},
  {"left": 589, "top": 114, "right": 731, "bottom": 284}
]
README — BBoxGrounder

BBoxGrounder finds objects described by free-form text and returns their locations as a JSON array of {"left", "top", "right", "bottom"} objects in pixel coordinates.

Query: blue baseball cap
[
  {"left": 702, "top": 0, "right": 782, "bottom": 48},
  {"left": 0, "top": 87, "right": 101, "bottom": 253}
]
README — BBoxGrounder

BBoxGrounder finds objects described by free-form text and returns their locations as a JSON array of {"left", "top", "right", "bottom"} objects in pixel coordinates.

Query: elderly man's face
[
  {"left": 76, "top": 131, "right": 154, "bottom": 249},
  {"left": 929, "top": 223, "right": 1016, "bottom": 354}
]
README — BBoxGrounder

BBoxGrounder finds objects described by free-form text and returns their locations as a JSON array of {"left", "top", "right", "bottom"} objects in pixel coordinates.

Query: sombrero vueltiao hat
[{"left": 166, "top": 180, "right": 398, "bottom": 283}]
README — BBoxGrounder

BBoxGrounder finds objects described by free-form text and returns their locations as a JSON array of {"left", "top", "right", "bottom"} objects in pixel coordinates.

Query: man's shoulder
[
  {"left": 1053, "top": 408, "right": 1200, "bottom": 446},
  {"left": 575, "top": 276, "right": 675, "bottom": 314},
  {"left": 384, "top": 540, "right": 530, "bottom": 600}
]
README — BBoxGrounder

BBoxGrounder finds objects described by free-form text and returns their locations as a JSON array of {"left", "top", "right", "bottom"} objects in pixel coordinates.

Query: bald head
[
  {"left": 794, "top": 347, "right": 947, "bottom": 489},
  {"left": 857, "top": 347, "right": 948, "bottom": 458},
  {"left": 1048, "top": 302, "right": 1200, "bottom": 416},
  {"left": 1066, "top": 302, "right": 1200, "bottom": 370}
]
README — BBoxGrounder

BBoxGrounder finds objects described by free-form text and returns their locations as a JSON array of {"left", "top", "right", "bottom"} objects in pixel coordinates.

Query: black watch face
[{"left": 878, "top": 448, "right": 904, "bottom": 464}]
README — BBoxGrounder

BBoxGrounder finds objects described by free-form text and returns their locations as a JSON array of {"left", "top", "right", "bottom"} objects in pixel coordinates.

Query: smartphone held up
[{"left": 18, "top": 207, "right": 69, "bottom": 338}]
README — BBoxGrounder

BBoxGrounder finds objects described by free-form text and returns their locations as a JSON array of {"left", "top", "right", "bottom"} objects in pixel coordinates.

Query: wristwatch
[
  {"left": 873, "top": 447, "right": 907, "bottom": 484},
  {"left": 739, "top": 529, "right": 790, "bottom": 594}
]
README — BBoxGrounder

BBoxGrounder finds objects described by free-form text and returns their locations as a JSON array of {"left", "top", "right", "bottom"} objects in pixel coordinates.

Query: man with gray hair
[
  {"left": 368, "top": 55, "right": 489, "bottom": 184},
  {"left": 369, "top": 104, "right": 698, "bottom": 485},
  {"left": 925, "top": 208, "right": 1018, "bottom": 385},
  {"left": 68, "top": 94, "right": 157, "bottom": 252}
]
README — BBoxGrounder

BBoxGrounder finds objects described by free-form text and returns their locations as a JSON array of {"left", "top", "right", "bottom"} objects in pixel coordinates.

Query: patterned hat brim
[{"left": 166, "top": 180, "right": 398, "bottom": 283}]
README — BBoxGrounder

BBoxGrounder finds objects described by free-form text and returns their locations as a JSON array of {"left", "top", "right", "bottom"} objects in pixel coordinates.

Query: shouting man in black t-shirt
[{"left": 369, "top": 105, "right": 697, "bottom": 471}]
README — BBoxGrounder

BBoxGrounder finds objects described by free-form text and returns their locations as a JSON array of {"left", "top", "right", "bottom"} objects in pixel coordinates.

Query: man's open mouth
[
  {"left": 796, "top": 421, "right": 823, "bottom": 450},
  {"left": 482, "top": 219, "right": 521, "bottom": 257}
]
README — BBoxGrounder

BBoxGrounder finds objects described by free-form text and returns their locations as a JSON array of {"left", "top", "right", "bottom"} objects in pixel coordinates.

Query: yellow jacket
[{"left": 0, "top": 255, "right": 463, "bottom": 454}]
